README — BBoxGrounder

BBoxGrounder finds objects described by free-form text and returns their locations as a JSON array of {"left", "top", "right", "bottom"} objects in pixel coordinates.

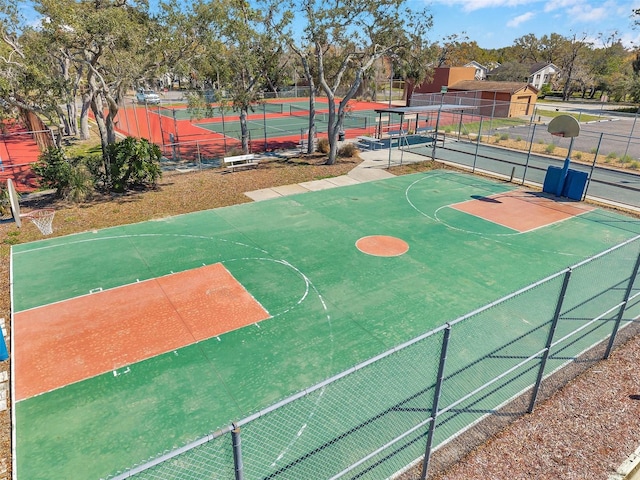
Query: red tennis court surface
[
  {"left": 14, "top": 263, "right": 269, "bottom": 401},
  {"left": 0, "top": 123, "right": 42, "bottom": 191},
  {"left": 451, "top": 190, "right": 594, "bottom": 233}
]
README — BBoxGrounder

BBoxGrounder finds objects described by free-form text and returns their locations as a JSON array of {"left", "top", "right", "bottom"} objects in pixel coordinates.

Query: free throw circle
[{"left": 356, "top": 235, "right": 409, "bottom": 257}]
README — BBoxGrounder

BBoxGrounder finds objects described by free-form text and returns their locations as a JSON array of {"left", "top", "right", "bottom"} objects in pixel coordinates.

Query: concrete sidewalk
[{"left": 245, "top": 148, "right": 428, "bottom": 201}]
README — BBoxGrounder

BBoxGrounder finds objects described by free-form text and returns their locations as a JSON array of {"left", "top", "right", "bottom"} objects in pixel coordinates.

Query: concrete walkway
[{"left": 244, "top": 148, "right": 428, "bottom": 201}]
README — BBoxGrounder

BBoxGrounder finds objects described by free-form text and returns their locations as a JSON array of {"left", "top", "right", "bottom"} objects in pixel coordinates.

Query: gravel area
[
  {"left": 1, "top": 153, "right": 639, "bottom": 480},
  {"left": 397, "top": 328, "right": 640, "bottom": 480}
]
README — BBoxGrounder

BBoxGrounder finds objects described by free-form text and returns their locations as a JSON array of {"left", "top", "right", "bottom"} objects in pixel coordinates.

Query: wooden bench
[
  {"left": 224, "top": 154, "right": 259, "bottom": 172},
  {"left": 356, "top": 136, "right": 384, "bottom": 151}
]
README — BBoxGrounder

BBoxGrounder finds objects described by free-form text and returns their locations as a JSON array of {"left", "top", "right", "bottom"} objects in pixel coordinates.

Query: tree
[
  {"left": 278, "top": 0, "right": 432, "bottom": 165},
  {"left": 586, "top": 34, "right": 629, "bottom": 99},
  {"left": 0, "top": 0, "right": 71, "bottom": 134},
  {"left": 558, "top": 33, "right": 590, "bottom": 101},
  {"left": 194, "top": 0, "right": 285, "bottom": 154},
  {"left": 512, "top": 33, "right": 541, "bottom": 63},
  {"left": 435, "top": 33, "right": 470, "bottom": 67},
  {"left": 490, "top": 62, "right": 530, "bottom": 82}
]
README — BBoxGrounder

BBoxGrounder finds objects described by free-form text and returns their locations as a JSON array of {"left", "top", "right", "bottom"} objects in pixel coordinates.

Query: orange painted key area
[
  {"left": 14, "top": 263, "right": 269, "bottom": 401},
  {"left": 451, "top": 191, "right": 594, "bottom": 233}
]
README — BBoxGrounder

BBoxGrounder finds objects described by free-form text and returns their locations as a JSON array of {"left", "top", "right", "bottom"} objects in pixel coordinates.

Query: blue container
[
  {"left": 0, "top": 329, "right": 8, "bottom": 361},
  {"left": 543, "top": 166, "right": 564, "bottom": 195},
  {"left": 562, "top": 169, "right": 588, "bottom": 200}
]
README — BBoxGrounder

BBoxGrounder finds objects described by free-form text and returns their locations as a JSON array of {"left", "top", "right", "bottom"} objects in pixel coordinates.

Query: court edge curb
[{"left": 609, "top": 444, "right": 640, "bottom": 480}]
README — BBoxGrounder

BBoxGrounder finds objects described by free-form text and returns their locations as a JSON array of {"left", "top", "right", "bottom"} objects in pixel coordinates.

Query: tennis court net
[
  {"left": 259, "top": 102, "right": 285, "bottom": 114},
  {"left": 289, "top": 105, "right": 368, "bottom": 129}
]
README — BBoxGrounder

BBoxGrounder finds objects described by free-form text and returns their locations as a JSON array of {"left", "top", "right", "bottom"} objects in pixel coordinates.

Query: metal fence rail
[{"left": 108, "top": 234, "right": 640, "bottom": 480}]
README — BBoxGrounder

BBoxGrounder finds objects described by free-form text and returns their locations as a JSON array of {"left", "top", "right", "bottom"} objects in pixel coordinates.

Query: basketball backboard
[{"left": 547, "top": 114, "right": 580, "bottom": 138}]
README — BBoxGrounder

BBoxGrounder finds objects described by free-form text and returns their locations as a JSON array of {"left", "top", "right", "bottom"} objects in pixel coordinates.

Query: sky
[
  {"left": 19, "top": 0, "right": 640, "bottom": 51},
  {"left": 424, "top": 0, "right": 640, "bottom": 49}
]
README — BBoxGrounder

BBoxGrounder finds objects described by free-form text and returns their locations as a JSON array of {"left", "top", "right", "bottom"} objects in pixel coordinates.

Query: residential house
[
  {"left": 527, "top": 62, "right": 559, "bottom": 90},
  {"left": 487, "top": 62, "right": 559, "bottom": 91},
  {"left": 463, "top": 61, "right": 489, "bottom": 81}
]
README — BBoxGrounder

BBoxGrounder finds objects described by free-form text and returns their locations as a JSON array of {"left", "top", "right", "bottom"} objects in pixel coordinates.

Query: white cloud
[
  {"left": 507, "top": 11, "right": 535, "bottom": 27},
  {"left": 543, "top": 0, "right": 581, "bottom": 13},
  {"left": 566, "top": 3, "right": 608, "bottom": 22},
  {"left": 430, "top": 0, "right": 538, "bottom": 13}
]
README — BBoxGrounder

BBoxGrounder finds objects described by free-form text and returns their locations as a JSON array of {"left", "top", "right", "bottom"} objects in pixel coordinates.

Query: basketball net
[{"left": 23, "top": 209, "right": 55, "bottom": 235}]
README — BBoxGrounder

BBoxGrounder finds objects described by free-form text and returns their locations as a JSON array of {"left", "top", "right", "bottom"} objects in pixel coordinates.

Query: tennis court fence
[{"left": 108, "top": 234, "right": 640, "bottom": 480}]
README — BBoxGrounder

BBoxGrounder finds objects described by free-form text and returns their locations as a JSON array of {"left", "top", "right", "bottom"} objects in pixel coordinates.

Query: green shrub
[
  {"left": 573, "top": 152, "right": 582, "bottom": 160},
  {"left": 104, "top": 137, "right": 162, "bottom": 193},
  {"left": 0, "top": 182, "right": 10, "bottom": 217},
  {"left": 317, "top": 137, "right": 329, "bottom": 154},
  {"left": 516, "top": 136, "right": 522, "bottom": 142},
  {"left": 606, "top": 152, "right": 618, "bottom": 160},
  {"left": 629, "top": 161, "right": 640, "bottom": 170},
  {"left": 590, "top": 148, "right": 598, "bottom": 154},
  {"left": 66, "top": 165, "right": 94, "bottom": 202},
  {"left": 500, "top": 133, "right": 509, "bottom": 141},
  {"left": 32, "top": 147, "right": 74, "bottom": 197},
  {"left": 338, "top": 142, "right": 358, "bottom": 158},
  {"left": 545, "top": 143, "right": 556, "bottom": 154},
  {"left": 620, "top": 154, "right": 633, "bottom": 164},
  {"left": 32, "top": 147, "right": 97, "bottom": 201}
]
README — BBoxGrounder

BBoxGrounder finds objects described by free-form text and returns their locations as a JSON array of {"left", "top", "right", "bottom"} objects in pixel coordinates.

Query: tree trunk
[
  {"left": 307, "top": 89, "right": 317, "bottom": 154},
  {"left": 79, "top": 93, "right": 91, "bottom": 140},
  {"left": 239, "top": 107, "right": 250, "bottom": 153},
  {"left": 303, "top": 55, "right": 317, "bottom": 154},
  {"left": 104, "top": 94, "right": 119, "bottom": 145},
  {"left": 66, "top": 100, "right": 78, "bottom": 136},
  {"left": 324, "top": 74, "right": 364, "bottom": 165},
  {"left": 55, "top": 105, "right": 72, "bottom": 137}
]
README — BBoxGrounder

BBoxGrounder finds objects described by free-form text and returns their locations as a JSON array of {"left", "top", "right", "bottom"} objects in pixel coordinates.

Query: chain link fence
[
  {"left": 407, "top": 92, "right": 640, "bottom": 210},
  {"left": 108, "top": 234, "right": 640, "bottom": 480}
]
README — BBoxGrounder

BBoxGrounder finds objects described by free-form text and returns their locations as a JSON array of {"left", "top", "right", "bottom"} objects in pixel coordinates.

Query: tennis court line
[{"left": 451, "top": 190, "right": 595, "bottom": 233}]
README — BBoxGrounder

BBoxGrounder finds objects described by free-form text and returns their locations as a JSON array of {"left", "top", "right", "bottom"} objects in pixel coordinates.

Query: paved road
[{"left": 405, "top": 139, "right": 640, "bottom": 211}]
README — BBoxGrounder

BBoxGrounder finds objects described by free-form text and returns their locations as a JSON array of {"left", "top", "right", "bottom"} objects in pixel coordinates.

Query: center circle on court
[{"left": 356, "top": 235, "right": 409, "bottom": 257}]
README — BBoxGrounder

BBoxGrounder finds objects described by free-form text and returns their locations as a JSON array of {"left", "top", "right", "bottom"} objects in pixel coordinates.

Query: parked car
[{"left": 135, "top": 89, "right": 161, "bottom": 104}]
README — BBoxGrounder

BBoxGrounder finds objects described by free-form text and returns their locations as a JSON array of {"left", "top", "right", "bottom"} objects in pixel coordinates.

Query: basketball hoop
[{"left": 23, "top": 209, "right": 55, "bottom": 235}]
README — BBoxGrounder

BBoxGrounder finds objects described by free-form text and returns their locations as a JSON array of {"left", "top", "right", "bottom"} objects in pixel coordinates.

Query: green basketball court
[{"left": 11, "top": 171, "right": 640, "bottom": 479}]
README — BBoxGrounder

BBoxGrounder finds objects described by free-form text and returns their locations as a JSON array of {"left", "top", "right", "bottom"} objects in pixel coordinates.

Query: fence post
[
  {"left": 623, "top": 107, "right": 639, "bottom": 159},
  {"left": 420, "top": 324, "right": 451, "bottom": 480},
  {"left": 263, "top": 104, "right": 268, "bottom": 151},
  {"left": 583, "top": 133, "right": 603, "bottom": 200},
  {"left": 172, "top": 110, "right": 181, "bottom": 161},
  {"left": 528, "top": 268, "right": 572, "bottom": 413},
  {"left": 232, "top": 424, "right": 244, "bottom": 480},
  {"left": 472, "top": 117, "right": 483, "bottom": 173},
  {"left": 604, "top": 249, "right": 640, "bottom": 358},
  {"left": 521, "top": 123, "right": 536, "bottom": 184},
  {"left": 133, "top": 99, "right": 141, "bottom": 138},
  {"left": 144, "top": 102, "right": 152, "bottom": 142}
]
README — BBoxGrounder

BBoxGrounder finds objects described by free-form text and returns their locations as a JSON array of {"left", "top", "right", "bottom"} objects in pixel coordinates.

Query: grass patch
[{"left": 535, "top": 109, "right": 600, "bottom": 123}]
